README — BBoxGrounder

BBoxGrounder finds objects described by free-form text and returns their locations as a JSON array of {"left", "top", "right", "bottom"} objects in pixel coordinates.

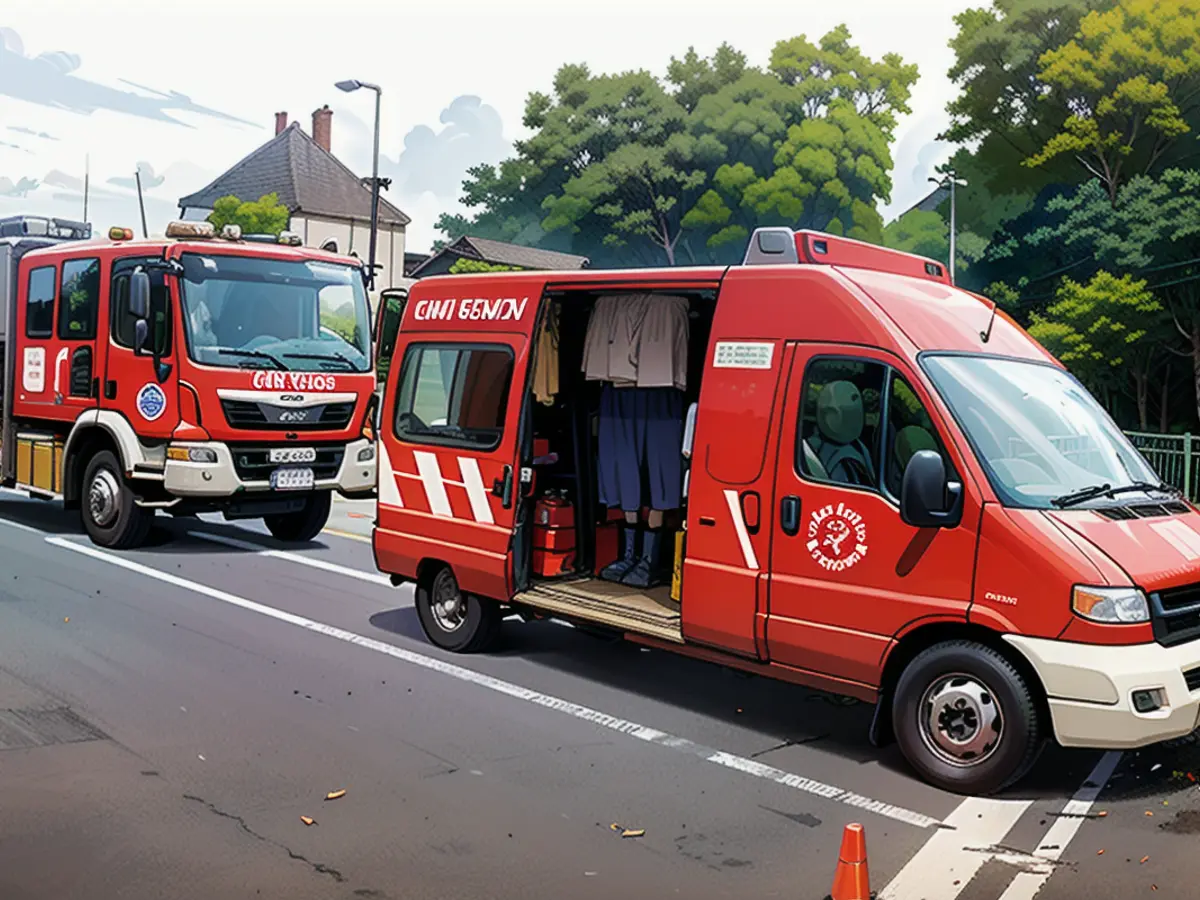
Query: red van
[{"left": 372, "top": 227, "right": 1200, "bottom": 795}]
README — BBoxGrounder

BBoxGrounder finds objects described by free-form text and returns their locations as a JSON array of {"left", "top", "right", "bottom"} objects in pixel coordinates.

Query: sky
[{"left": 0, "top": 0, "right": 975, "bottom": 254}]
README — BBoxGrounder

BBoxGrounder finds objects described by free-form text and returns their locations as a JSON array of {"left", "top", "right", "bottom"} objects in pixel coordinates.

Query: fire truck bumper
[
  {"left": 162, "top": 439, "right": 377, "bottom": 498},
  {"left": 1005, "top": 634, "right": 1200, "bottom": 749}
]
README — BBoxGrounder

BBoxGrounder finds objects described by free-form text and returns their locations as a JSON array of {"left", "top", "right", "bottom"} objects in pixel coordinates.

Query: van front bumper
[
  {"left": 1005, "top": 634, "right": 1200, "bottom": 749},
  {"left": 162, "top": 439, "right": 377, "bottom": 498}
]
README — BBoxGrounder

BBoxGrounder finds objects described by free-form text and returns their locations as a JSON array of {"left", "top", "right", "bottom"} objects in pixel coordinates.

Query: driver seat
[{"left": 805, "top": 380, "right": 877, "bottom": 486}]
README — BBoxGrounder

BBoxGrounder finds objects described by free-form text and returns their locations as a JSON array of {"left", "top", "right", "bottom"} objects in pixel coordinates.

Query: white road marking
[
  {"left": 44, "top": 533, "right": 940, "bottom": 830},
  {"left": 0, "top": 514, "right": 49, "bottom": 535},
  {"left": 996, "top": 751, "right": 1122, "bottom": 900},
  {"left": 185, "top": 530, "right": 394, "bottom": 587},
  {"left": 879, "top": 796, "right": 1032, "bottom": 900}
]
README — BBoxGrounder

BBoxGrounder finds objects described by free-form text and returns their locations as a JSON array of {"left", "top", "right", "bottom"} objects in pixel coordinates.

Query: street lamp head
[{"left": 335, "top": 80, "right": 362, "bottom": 93}]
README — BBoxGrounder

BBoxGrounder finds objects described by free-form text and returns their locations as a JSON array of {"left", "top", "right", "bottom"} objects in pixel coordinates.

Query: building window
[
  {"left": 393, "top": 343, "right": 513, "bottom": 450},
  {"left": 58, "top": 258, "right": 101, "bottom": 340},
  {"left": 25, "top": 266, "right": 56, "bottom": 338}
]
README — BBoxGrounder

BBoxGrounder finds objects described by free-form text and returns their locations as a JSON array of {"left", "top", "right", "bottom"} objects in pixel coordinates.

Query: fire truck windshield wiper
[
  {"left": 216, "top": 347, "right": 285, "bottom": 369},
  {"left": 1051, "top": 480, "right": 1179, "bottom": 508},
  {"left": 282, "top": 351, "right": 356, "bottom": 370}
]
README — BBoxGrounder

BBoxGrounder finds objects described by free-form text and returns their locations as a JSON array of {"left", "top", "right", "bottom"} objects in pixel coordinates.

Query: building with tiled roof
[
  {"left": 178, "top": 107, "right": 410, "bottom": 291},
  {"left": 410, "top": 234, "right": 589, "bottom": 278}
]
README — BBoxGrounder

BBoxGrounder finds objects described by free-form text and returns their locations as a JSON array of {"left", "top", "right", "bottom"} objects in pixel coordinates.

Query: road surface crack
[{"left": 183, "top": 794, "right": 346, "bottom": 883}]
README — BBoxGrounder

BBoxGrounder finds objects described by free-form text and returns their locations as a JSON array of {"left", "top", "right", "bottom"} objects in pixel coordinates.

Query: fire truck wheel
[
  {"left": 81, "top": 450, "right": 152, "bottom": 550},
  {"left": 263, "top": 492, "right": 332, "bottom": 543},
  {"left": 892, "top": 640, "right": 1043, "bottom": 796},
  {"left": 416, "top": 566, "right": 501, "bottom": 653}
]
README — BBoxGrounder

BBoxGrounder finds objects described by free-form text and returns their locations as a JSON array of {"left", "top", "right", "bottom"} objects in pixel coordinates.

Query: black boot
[
  {"left": 600, "top": 526, "right": 637, "bottom": 582},
  {"left": 621, "top": 528, "right": 661, "bottom": 588}
]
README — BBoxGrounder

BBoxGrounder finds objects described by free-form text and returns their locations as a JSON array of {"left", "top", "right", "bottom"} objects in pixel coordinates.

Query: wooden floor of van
[{"left": 514, "top": 577, "right": 683, "bottom": 643}]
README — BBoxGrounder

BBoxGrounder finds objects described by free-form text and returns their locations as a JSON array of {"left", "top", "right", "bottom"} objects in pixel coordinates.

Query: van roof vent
[{"left": 742, "top": 227, "right": 951, "bottom": 286}]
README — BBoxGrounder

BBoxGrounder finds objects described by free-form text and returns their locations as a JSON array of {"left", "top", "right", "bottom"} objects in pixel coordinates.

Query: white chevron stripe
[
  {"left": 413, "top": 451, "right": 453, "bottom": 517},
  {"left": 724, "top": 489, "right": 759, "bottom": 570},
  {"left": 458, "top": 457, "right": 495, "bottom": 525},
  {"left": 377, "top": 441, "right": 403, "bottom": 509}
]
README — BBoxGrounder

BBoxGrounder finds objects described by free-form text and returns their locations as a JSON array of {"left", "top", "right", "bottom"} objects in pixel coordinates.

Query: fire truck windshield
[{"left": 179, "top": 252, "right": 371, "bottom": 373}]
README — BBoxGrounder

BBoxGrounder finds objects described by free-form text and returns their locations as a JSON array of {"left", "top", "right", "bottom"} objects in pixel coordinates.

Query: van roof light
[
  {"left": 108, "top": 226, "right": 134, "bottom": 241},
  {"left": 165, "top": 220, "right": 215, "bottom": 239},
  {"left": 743, "top": 227, "right": 952, "bottom": 285}
]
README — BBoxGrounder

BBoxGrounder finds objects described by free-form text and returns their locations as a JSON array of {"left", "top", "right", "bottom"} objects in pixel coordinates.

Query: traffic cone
[{"left": 826, "top": 823, "right": 872, "bottom": 900}]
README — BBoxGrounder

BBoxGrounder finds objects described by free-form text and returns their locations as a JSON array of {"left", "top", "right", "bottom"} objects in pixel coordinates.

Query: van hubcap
[
  {"left": 431, "top": 573, "right": 466, "bottom": 632},
  {"left": 920, "top": 674, "right": 1002, "bottom": 767},
  {"left": 89, "top": 469, "right": 121, "bottom": 528}
]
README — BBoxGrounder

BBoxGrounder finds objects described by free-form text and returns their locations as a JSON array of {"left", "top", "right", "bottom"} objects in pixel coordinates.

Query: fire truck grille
[
  {"left": 1151, "top": 583, "right": 1200, "bottom": 647},
  {"left": 229, "top": 444, "right": 346, "bottom": 482},
  {"left": 221, "top": 399, "right": 356, "bottom": 431}
]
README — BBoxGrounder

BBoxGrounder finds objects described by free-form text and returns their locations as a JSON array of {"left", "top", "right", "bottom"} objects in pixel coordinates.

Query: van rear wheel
[
  {"left": 893, "top": 641, "right": 1043, "bottom": 795},
  {"left": 81, "top": 450, "right": 151, "bottom": 550},
  {"left": 416, "top": 567, "right": 501, "bottom": 653}
]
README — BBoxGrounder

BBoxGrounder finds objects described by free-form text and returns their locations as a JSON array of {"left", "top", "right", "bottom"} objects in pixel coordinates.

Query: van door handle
[
  {"left": 780, "top": 495, "right": 801, "bottom": 536},
  {"left": 492, "top": 465, "right": 514, "bottom": 509}
]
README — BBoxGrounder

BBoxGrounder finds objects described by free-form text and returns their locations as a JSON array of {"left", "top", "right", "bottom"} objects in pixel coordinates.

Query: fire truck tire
[
  {"left": 415, "top": 566, "right": 501, "bottom": 653},
  {"left": 80, "top": 450, "right": 152, "bottom": 550},
  {"left": 263, "top": 492, "right": 332, "bottom": 543},
  {"left": 892, "top": 640, "right": 1043, "bottom": 796}
]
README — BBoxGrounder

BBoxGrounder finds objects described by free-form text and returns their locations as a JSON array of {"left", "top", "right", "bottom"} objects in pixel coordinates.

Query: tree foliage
[
  {"left": 438, "top": 27, "right": 916, "bottom": 266},
  {"left": 447, "top": 258, "right": 523, "bottom": 274},
  {"left": 207, "top": 192, "right": 291, "bottom": 236}
]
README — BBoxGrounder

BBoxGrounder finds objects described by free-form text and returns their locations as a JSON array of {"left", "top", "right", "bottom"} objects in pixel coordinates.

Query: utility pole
[{"left": 929, "top": 167, "right": 968, "bottom": 285}]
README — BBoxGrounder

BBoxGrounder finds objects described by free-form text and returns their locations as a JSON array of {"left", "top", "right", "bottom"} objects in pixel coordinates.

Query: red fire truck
[
  {"left": 373, "top": 226, "right": 1200, "bottom": 795},
  {"left": 0, "top": 214, "right": 378, "bottom": 549}
]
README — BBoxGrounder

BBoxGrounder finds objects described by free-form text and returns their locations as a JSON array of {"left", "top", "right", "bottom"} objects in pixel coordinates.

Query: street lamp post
[
  {"left": 929, "top": 169, "right": 968, "bottom": 285},
  {"left": 336, "top": 79, "right": 383, "bottom": 292}
]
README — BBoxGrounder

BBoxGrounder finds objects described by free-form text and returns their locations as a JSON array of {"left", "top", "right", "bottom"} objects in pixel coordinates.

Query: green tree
[
  {"left": 1029, "top": 271, "right": 1167, "bottom": 426},
  {"left": 207, "top": 192, "right": 291, "bottom": 236},
  {"left": 447, "top": 258, "right": 523, "bottom": 274},
  {"left": 440, "top": 28, "right": 917, "bottom": 266},
  {"left": 1027, "top": 0, "right": 1200, "bottom": 202}
]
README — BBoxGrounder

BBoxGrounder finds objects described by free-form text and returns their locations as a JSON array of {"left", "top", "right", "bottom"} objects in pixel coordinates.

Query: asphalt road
[{"left": 1, "top": 491, "right": 1199, "bottom": 899}]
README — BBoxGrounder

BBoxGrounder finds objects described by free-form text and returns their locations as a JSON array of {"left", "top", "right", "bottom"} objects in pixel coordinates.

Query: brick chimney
[
  {"left": 312, "top": 105, "right": 332, "bottom": 152},
  {"left": 275, "top": 111, "right": 288, "bottom": 135}
]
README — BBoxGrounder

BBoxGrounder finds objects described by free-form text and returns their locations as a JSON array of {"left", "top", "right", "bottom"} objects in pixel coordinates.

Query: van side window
[
  {"left": 883, "top": 373, "right": 957, "bottom": 497},
  {"left": 25, "top": 266, "right": 56, "bottom": 338},
  {"left": 797, "top": 359, "right": 886, "bottom": 490},
  {"left": 394, "top": 344, "right": 513, "bottom": 450},
  {"left": 58, "top": 258, "right": 100, "bottom": 340}
]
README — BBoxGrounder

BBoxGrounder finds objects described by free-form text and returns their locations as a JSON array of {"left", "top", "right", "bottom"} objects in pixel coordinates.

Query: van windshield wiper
[
  {"left": 283, "top": 351, "right": 357, "bottom": 370},
  {"left": 216, "top": 347, "right": 285, "bottom": 369},
  {"left": 1051, "top": 481, "right": 1180, "bottom": 509}
]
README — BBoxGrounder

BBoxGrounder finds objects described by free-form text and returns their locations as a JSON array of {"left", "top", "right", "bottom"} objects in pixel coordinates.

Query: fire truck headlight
[
  {"left": 168, "top": 446, "right": 219, "bottom": 464},
  {"left": 357, "top": 445, "right": 376, "bottom": 462},
  {"left": 1072, "top": 586, "right": 1149, "bottom": 624}
]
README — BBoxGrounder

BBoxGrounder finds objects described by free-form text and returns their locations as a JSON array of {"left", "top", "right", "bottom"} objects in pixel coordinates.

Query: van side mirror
[{"left": 900, "top": 450, "right": 963, "bottom": 529}]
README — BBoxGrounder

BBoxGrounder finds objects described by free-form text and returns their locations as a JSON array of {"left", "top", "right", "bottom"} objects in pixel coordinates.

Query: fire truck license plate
[
  {"left": 269, "top": 447, "right": 317, "bottom": 464},
  {"left": 270, "top": 468, "right": 315, "bottom": 490}
]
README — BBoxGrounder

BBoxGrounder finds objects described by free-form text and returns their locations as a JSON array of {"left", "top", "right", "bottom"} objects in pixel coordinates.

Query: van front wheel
[
  {"left": 893, "top": 641, "right": 1043, "bottom": 795},
  {"left": 416, "top": 567, "right": 501, "bottom": 653}
]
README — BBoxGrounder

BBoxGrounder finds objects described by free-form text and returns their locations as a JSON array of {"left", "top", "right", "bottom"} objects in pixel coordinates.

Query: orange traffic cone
[{"left": 826, "top": 823, "right": 872, "bottom": 900}]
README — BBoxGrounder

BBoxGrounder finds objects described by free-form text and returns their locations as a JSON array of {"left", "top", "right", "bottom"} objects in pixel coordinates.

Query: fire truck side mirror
[{"left": 129, "top": 271, "right": 151, "bottom": 321}]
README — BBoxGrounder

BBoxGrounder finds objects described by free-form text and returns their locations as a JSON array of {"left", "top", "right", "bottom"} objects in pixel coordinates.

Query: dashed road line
[{"left": 45, "top": 533, "right": 943, "bottom": 831}]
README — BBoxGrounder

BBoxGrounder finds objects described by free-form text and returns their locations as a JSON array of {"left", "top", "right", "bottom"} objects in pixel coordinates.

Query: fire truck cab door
[{"left": 376, "top": 329, "right": 531, "bottom": 602}]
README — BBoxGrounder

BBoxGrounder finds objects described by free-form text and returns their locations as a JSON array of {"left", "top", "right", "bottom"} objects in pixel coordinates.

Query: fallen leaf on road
[
  {"left": 610, "top": 823, "right": 622, "bottom": 832},
  {"left": 621, "top": 829, "right": 645, "bottom": 838},
  {"left": 1097, "top": 849, "right": 1105, "bottom": 856},
  {"left": 63, "top": 617, "right": 68, "bottom": 623},
  {"left": 1145, "top": 811, "right": 1154, "bottom": 817},
  {"left": 301, "top": 816, "right": 316, "bottom": 826},
  {"left": 1098, "top": 811, "right": 1108, "bottom": 818},
  {"left": 198, "top": 755, "right": 206, "bottom": 761},
  {"left": 1141, "top": 856, "right": 1150, "bottom": 864},
  {"left": 1152, "top": 764, "right": 1162, "bottom": 772},
  {"left": 325, "top": 790, "right": 346, "bottom": 801}
]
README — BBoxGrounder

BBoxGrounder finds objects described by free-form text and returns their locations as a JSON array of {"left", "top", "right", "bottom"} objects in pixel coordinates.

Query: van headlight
[{"left": 1072, "top": 586, "right": 1150, "bottom": 624}]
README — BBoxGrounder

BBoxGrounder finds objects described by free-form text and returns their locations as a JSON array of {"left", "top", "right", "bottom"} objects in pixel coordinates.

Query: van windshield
[
  {"left": 923, "top": 355, "right": 1166, "bottom": 509},
  {"left": 179, "top": 253, "right": 371, "bottom": 373}
]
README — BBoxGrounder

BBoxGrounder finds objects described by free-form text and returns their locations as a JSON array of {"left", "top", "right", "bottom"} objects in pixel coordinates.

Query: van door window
[
  {"left": 25, "top": 265, "right": 56, "bottom": 338},
  {"left": 393, "top": 343, "right": 514, "bottom": 450},
  {"left": 797, "top": 358, "right": 886, "bottom": 490},
  {"left": 883, "top": 372, "right": 958, "bottom": 497}
]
